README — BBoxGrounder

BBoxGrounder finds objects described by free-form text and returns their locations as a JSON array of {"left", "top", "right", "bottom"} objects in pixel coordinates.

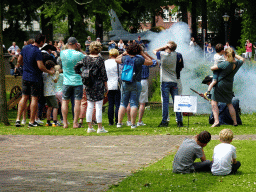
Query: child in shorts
[
  {"left": 172, "top": 131, "right": 212, "bottom": 173},
  {"left": 211, "top": 129, "right": 241, "bottom": 175},
  {"left": 205, "top": 44, "right": 225, "bottom": 99},
  {"left": 43, "top": 60, "right": 59, "bottom": 127}
]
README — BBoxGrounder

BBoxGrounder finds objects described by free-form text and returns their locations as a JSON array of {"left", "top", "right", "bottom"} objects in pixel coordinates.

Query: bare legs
[
  {"left": 211, "top": 100, "right": 237, "bottom": 127},
  {"left": 73, "top": 100, "right": 81, "bottom": 128},
  {"left": 227, "top": 103, "right": 237, "bottom": 125},
  {"left": 211, "top": 100, "right": 219, "bottom": 127},
  {"left": 61, "top": 99, "right": 81, "bottom": 129},
  {"left": 118, "top": 106, "right": 127, "bottom": 124},
  {"left": 17, "top": 95, "right": 38, "bottom": 124},
  {"left": 118, "top": 105, "right": 138, "bottom": 126},
  {"left": 61, "top": 100, "right": 69, "bottom": 128},
  {"left": 130, "top": 107, "right": 138, "bottom": 125},
  {"left": 138, "top": 103, "right": 145, "bottom": 123},
  {"left": 16, "top": 95, "right": 30, "bottom": 121}
]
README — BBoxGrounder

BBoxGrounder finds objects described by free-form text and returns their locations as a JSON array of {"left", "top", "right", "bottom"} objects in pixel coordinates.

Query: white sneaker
[
  {"left": 87, "top": 128, "right": 96, "bottom": 133},
  {"left": 35, "top": 119, "right": 44, "bottom": 124},
  {"left": 126, "top": 121, "right": 132, "bottom": 126},
  {"left": 21, "top": 120, "right": 26, "bottom": 125},
  {"left": 116, "top": 123, "right": 122, "bottom": 128},
  {"left": 137, "top": 121, "right": 146, "bottom": 126},
  {"left": 97, "top": 127, "right": 108, "bottom": 133},
  {"left": 131, "top": 124, "right": 137, "bottom": 129}
]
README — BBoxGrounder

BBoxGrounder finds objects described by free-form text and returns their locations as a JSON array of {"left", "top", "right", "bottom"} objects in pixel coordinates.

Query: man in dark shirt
[{"left": 15, "top": 34, "right": 54, "bottom": 127}]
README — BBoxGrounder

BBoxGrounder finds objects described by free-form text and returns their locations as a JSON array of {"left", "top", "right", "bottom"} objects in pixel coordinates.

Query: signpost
[{"left": 174, "top": 95, "right": 197, "bottom": 129}]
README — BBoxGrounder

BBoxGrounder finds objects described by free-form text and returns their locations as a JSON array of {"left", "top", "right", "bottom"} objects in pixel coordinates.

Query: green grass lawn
[
  {"left": 108, "top": 140, "right": 256, "bottom": 192},
  {"left": 2, "top": 93, "right": 256, "bottom": 192},
  {"left": 1, "top": 106, "right": 256, "bottom": 136}
]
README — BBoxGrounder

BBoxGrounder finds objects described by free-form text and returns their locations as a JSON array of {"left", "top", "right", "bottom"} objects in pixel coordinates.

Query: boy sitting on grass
[
  {"left": 173, "top": 131, "right": 212, "bottom": 173},
  {"left": 43, "top": 60, "right": 60, "bottom": 127},
  {"left": 211, "top": 129, "right": 241, "bottom": 175}
]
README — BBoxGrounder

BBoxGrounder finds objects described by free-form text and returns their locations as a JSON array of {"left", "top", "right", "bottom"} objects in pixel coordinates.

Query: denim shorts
[
  {"left": 62, "top": 85, "right": 83, "bottom": 100},
  {"left": 120, "top": 81, "right": 142, "bottom": 108}
]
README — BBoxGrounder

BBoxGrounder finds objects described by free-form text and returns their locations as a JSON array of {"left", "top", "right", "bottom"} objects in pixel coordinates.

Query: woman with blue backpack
[{"left": 115, "top": 42, "right": 154, "bottom": 129}]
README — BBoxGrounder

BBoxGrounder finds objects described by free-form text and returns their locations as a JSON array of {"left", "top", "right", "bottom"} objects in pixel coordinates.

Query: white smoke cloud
[{"left": 147, "top": 22, "right": 253, "bottom": 114}]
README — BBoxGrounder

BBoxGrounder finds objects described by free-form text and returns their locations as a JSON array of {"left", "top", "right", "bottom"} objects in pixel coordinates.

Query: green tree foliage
[
  {"left": 40, "top": 0, "right": 124, "bottom": 44},
  {"left": 2, "top": 0, "right": 42, "bottom": 47},
  {"left": 235, "top": 1, "right": 256, "bottom": 55},
  {"left": 117, "top": 0, "right": 169, "bottom": 33}
]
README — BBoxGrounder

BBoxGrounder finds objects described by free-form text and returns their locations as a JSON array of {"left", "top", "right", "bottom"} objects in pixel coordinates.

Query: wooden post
[{"left": 0, "top": 1, "right": 10, "bottom": 125}]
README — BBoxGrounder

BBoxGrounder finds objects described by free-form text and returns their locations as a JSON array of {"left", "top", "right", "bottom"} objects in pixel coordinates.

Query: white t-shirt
[
  {"left": 190, "top": 41, "right": 195, "bottom": 46},
  {"left": 118, "top": 43, "right": 124, "bottom": 50},
  {"left": 104, "top": 59, "right": 120, "bottom": 90},
  {"left": 213, "top": 53, "right": 225, "bottom": 66},
  {"left": 211, "top": 143, "right": 237, "bottom": 175}
]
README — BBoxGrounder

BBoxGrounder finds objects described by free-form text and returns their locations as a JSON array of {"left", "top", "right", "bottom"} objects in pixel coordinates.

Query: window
[
  {"left": 171, "top": 9, "right": 177, "bottom": 22},
  {"left": 163, "top": 9, "right": 170, "bottom": 22}
]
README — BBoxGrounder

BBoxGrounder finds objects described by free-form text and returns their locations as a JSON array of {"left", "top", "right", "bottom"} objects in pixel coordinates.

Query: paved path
[{"left": 0, "top": 135, "right": 255, "bottom": 191}]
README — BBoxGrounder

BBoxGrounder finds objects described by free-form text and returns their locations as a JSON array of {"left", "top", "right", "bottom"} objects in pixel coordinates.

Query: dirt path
[{"left": 0, "top": 135, "right": 255, "bottom": 191}]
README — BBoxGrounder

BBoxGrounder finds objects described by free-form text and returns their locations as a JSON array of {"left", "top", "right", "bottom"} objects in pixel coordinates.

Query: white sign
[{"left": 174, "top": 95, "right": 197, "bottom": 113}]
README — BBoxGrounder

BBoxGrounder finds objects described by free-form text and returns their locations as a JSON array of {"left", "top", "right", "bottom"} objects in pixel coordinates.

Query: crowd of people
[
  {"left": 12, "top": 33, "right": 245, "bottom": 135},
  {"left": 106, "top": 36, "right": 148, "bottom": 52},
  {"left": 12, "top": 33, "right": 185, "bottom": 133}
]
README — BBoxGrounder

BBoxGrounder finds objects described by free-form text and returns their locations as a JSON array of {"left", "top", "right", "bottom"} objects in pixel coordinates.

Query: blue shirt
[
  {"left": 108, "top": 43, "right": 116, "bottom": 51},
  {"left": 141, "top": 60, "right": 157, "bottom": 79},
  {"left": 60, "top": 49, "right": 85, "bottom": 86},
  {"left": 21, "top": 44, "right": 43, "bottom": 82},
  {"left": 136, "top": 40, "right": 143, "bottom": 45}
]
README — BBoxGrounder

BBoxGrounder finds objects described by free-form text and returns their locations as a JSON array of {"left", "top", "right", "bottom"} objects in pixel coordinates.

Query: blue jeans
[
  {"left": 120, "top": 81, "right": 142, "bottom": 108},
  {"left": 161, "top": 82, "right": 182, "bottom": 123}
]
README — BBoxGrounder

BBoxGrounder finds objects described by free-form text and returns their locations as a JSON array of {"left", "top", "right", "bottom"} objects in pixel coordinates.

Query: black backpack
[{"left": 81, "top": 57, "right": 95, "bottom": 88}]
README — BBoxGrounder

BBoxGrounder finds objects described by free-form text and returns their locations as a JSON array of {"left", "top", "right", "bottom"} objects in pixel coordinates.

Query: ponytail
[{"left": 225, "top": 48, "right": 235, "bottom": 62}]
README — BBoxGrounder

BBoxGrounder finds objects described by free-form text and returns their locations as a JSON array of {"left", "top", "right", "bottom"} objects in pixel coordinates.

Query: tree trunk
[
  {"left": 151, "top": 10, "right": 156, "bottom": 28},
  {"left": 41, "top": 9, "right": 53, "bottom": 42},
  {"left": 0, "top": 2, "right": 10, "bottom": 125},
  {"left": 201, "top": 0, "right": 207, "bottom": 46},
  {"left": 191, "top": 0, "right": 198, "bottom": 42},
  {"left": 68, "top": 13, "right": 74, "bottom": 37},
  {"left": 180, "top": 1, "right": 188, "bottom": 23},
  {"left": 95, "top": 13, "right": 103, "bottom": 40}
]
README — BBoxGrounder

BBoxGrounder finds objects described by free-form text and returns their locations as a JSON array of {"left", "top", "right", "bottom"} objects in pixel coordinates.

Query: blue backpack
[{"left": 121, "top": 55, "right": 136, "bottom": 83}]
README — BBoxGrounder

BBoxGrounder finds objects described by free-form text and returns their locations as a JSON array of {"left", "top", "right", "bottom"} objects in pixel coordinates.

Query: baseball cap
[{"left": 67, "top": 37, "right": 78, "bottom": 45}]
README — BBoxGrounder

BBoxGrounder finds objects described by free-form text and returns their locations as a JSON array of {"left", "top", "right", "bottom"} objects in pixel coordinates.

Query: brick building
[{"left": 139, "top": 5, "right": 192, "bottom": 32}]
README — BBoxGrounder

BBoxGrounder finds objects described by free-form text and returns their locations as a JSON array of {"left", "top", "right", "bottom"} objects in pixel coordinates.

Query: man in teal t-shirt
[{"left": 60, "top": 37, "right": 85, "bottom": 128}]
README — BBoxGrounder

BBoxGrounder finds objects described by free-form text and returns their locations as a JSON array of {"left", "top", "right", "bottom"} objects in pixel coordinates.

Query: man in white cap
[{"left": 60, "top": 37, "right": 86, "bottom": 128}]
